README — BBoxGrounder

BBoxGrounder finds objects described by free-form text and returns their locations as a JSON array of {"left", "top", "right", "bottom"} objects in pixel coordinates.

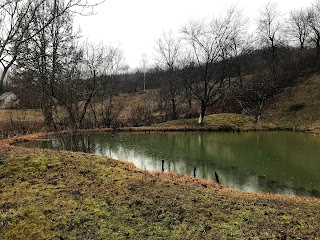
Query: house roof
[{"left": 0, "top": 92, "right": 15, "bottom": 100}]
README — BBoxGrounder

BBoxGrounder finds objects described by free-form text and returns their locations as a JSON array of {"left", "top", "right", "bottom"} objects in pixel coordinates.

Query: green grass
[
  {"left": 0, "top": 144, "right": 320, "bottom": 239},
  {"left": 156, "top": 113, "right": 275, "bottom": 131}
]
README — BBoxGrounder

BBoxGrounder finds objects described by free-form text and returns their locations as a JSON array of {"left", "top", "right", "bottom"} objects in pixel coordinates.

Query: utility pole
[
  {"left": 141, "top": 53, "right": 148, "bottom": 91},
  {"left": 143, "top": 71, "right": 146, "bottom": 91}
]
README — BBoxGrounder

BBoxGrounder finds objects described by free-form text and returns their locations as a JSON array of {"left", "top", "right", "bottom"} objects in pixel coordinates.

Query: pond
[{"left": 17, "top": 131, "right": 320, "bottom": 197}]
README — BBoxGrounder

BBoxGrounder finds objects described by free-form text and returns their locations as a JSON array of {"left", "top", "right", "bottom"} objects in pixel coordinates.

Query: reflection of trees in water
[{"left": 55, "top": 133, "right": 95, "bottom": 153}]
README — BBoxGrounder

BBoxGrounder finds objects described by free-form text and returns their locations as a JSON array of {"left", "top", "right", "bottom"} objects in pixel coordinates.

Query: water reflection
[{"left": 17, "top": 131, "right": 320, "bottom": 198}]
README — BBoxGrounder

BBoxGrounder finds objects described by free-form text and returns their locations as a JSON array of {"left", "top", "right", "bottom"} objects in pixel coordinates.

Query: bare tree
[
  {"left": 99, "top": 90, "right": 124, "bottom": 128},
  {"left": 308, "top": 1, "right": 320, "bottom": 55},
  {"left": 0, "top": 0, "right": 104, "bottom": 93},
  {"left": 79, "top": 42, "right": 116, "bottom": 128},
  {"left": 12, "top": 0, "right": 107, "bottom": 130},
  {"left": 155, "top": 31, "right": 181, "bottom": 69},
  {"left": 223, "top": 12, "right": 252, "bottom": 89},
  {"left": 236, "top": 70, "right": 278, "bottom": 122},
  {"left": 155, "top": 30, "right": 181, "bottom": 119},
  {"left": 257, "top": 2, "right": 283, "bottom": 62},
  {"left": 90, "top": 44, "right": 125, "bottom": 127},
  {"left": 287, "top": 8, "right": 310, "bottom": 50},
  {"left": 182, "top": 6, "right": 246, "bottom": 124},
  {"left": 54, "top": 42, "right": 124, "bottom": 130},
  {"left": 11, "top": 0, "right": 79, "bottom": 127}
]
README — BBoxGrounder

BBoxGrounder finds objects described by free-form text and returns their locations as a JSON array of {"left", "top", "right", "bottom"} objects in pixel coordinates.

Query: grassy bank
[
  {"left": 0, "top": 135, "right": 320, "bottom": 239},
  {"left": 155, "top": 113, "right": 276, "bottom": 131},
  {"left": 263, "top": 75, "right": 320, "bottom": 133}
]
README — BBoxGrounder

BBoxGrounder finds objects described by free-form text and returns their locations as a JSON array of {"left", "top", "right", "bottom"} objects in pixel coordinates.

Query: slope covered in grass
[
  {"left": 156, "top": 74, "right": 320, "bottom": 133},
  {"left": 156, "top": 113, "right": 275, "bottom": 131},
  {"left": 263, "top": 75, "right": 320, "bottom": 131}
]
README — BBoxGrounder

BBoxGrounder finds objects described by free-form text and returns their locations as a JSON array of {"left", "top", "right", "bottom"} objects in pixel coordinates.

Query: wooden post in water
[
  {"left": 162, "top": 160, "right": 164, "bottom": 172},
  {"left": 215, "top": 171, "right": 220, "bottom": 184},
  {"left": 193, "top": 167, "right": 196, "bottom": 177}
]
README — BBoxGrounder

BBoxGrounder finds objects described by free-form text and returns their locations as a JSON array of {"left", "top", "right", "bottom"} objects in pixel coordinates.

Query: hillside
[
  {"left": 3, "top": 74, "right": 320, "bottom": 134},
  {"left": 263, "top": 74, "right": 320, "bottom": 132}
]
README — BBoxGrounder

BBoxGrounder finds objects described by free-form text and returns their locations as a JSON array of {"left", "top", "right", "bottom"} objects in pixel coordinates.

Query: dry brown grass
[
  {"left": 0, "top": 109, "right": 45, "bottom": 138},
  {"left": 2, "top": 73, "right": 320, "bottom": 141},
  {"left": 263, "top": 75, "right": 320, "bottom": 131},
  {"left": 0, "top": 109, "right": 43, "bottom": 122},
  {"left": 116, "top": 90, "right": 160, "bottom": 123}
]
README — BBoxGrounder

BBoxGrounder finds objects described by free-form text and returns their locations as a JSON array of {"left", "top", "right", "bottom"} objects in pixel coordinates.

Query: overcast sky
[{"left": 74, "top": 0, "right": 315, "bottom": 69}]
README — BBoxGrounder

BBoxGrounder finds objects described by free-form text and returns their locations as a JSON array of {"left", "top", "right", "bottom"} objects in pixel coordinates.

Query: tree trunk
[
  {"left": 317, "top": 35, "right": 320, "bottom": 57},
  {"left": 43, "top": 102, "right": 54, "bottom": 128},
  {"left": 0, "top": 71, "right": 6, "bottom": 94},
  {"left": 237, "top": 63, "right": 244, "bottom": 89},
  {"left": 171, "top": 97, "right": 177, "bottom": 120},
  {"left": 255, "top": 113, "right": 260, "bottom": 123},
  {"left": 255, "top": 100, "right": 263, "bottom": 123},
  {"left": 198, "top": 100, "right": 206, "bottom": 124},
  {"left": 188, "top": 97, "right": 192, "bottom": 107}
]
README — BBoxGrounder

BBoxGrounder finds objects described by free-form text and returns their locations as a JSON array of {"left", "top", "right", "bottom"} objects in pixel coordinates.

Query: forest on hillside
[{"left": 2, "top": 0, "right": 320, "bottom": 130}]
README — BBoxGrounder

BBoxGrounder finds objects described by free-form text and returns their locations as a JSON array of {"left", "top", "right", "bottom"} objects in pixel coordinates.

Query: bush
[{"left": 288, "top": 103, "right": 305, "bottom": 112}]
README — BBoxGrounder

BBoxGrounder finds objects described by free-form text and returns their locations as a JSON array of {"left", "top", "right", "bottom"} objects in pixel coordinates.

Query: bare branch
[{"left": 0, "top": 0, "right": 105, "bottom": 93}]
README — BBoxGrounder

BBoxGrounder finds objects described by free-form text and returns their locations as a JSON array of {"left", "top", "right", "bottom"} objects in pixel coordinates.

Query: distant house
[{"left": 0, "top": 92, "right": 19, "bottom": 109}]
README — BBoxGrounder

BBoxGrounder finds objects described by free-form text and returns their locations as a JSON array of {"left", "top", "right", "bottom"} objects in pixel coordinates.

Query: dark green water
[{"left": 17, "top": 131, "right": 320, "bottom": 197}]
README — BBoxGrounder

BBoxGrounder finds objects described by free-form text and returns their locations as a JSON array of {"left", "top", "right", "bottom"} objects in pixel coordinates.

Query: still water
[{"left": 17, "top": 131, "right": 320, "bottom": 197}]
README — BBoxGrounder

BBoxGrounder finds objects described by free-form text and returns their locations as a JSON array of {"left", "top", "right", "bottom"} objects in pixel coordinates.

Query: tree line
[
  {"left": 3, "top": 1, "right": 320, "bottom": 131},
  {"left": 143, "top": 1, "right": 320, "bottom": 124}
]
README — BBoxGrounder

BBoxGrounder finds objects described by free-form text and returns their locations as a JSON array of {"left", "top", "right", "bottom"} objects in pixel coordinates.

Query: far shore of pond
[{"left": 1, "top": 123, "right": 319, "bottom": 149}]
